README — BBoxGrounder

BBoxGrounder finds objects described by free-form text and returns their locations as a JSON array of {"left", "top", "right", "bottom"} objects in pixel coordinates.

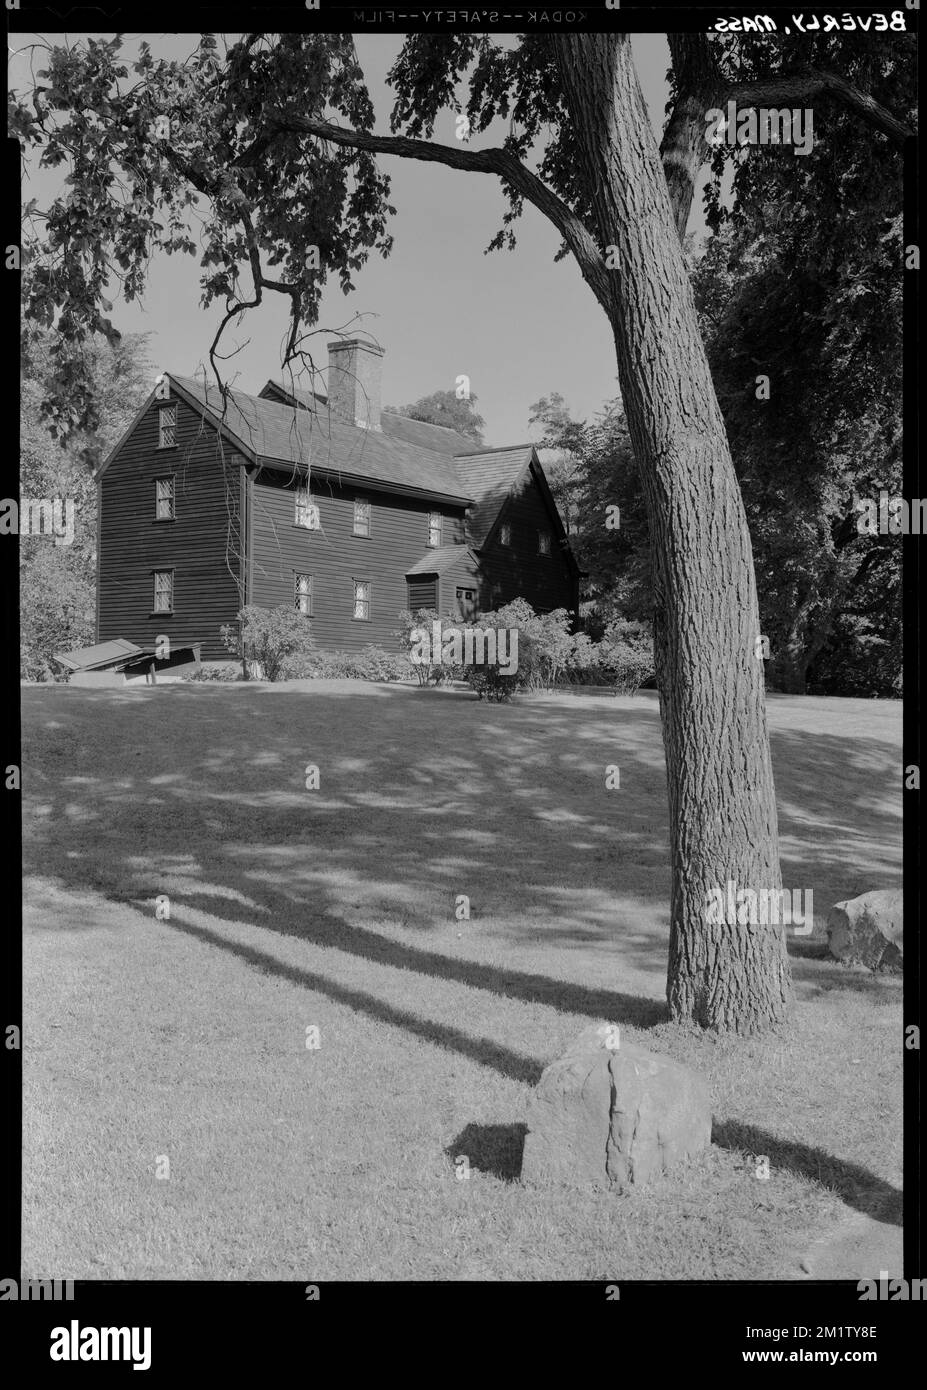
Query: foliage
[
  {"left": 184, "top": 663, "right": 241, "bottom": 681},
  {"left": 219, "top": 605, "right": 314, "bottom": 682},
  {"left": 694, "top": 31, "right": 909, "bottom": 695},
  {"left": 19, "top": 319, "right": 152, "bottom": 679},
  {"left": 393, "top": 608, "right": 444, "bottom": 687},
  {"left": 292, "top": 645, "right": 408, "bottom": 681},
  {"left": 21, "top": 548, "right": 95, "bottom": 681},
  {"left": 598, "top": 620, "right": 656, "bottom": 695},
  {"left": 530, "top": 395, "right": 651, "bottom": 626},
  {"left": 13, "top": 34, "right": 394, "bottom": 437},
  {"left": 385, "top": 390, "right": 485, "bottom": 443}
]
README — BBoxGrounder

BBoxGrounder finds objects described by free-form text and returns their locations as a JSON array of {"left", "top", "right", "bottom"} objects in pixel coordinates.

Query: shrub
[
  {"left": 393, "top": 608, "right": 444, "bottom": 687},
  {"left": 219, "top": 605, "right": 314, "bottom": 682},
  {"left": 288, "top": 646, "right": 408, "bottom": 681},
  {"left": 598, "top": 620, "right": 655, "bottom": 695},
  {"left": 183, "top": 664, "right": 240, "bottom": 682}
]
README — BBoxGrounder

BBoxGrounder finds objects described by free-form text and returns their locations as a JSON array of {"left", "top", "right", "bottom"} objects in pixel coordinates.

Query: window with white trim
[
  {"left": 353, "top": 498, "right": 371, "bottom": 537},
  {"left": 158, "top": 405, "right": 177, "bottom": 449},
  {"left": 153, "top": 570, "right": 174, "bottom": 613},
  {"left": 295, "top": 486, "right": 319, "bottom": 529},
  {"left": 295, "top": 573, "right": 313, "bottom": 616},
  {"left": 427, "top": 512, "right": 442, "bottom": 548},
  {"left": 353, "top": 579, "right": 370, "bottom": 620},
  {"left": 155, "top": 476, "right": 175, "bottom": 520}
]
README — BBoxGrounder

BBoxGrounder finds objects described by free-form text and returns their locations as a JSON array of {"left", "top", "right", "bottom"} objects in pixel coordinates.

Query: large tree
[{"left": 11, "top": 31, "right": 913, "bottom": 1030}]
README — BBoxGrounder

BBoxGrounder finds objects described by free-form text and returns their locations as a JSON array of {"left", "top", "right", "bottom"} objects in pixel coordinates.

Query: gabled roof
[
  {"left": 406, "top": 545, "right": 481, "bottom": 577},
  {"left": 454, "top": 448, "right": 535, "bottom": 546},
  {"left": 260, "top": 380, "right": 484, "bottom": 457},
  {"left": 169, "top": 375, "right": 475, "bottom": 505},
  {"left": 99, "top": 373, "right": 572, "bottom": 556}
]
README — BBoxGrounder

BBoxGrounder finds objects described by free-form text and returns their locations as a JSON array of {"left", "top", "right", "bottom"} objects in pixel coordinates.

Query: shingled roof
[
  {"left": 261, "top": 381, "right": 480, "bottom": 457},
  {"left": 169, "top": 375, "right": 474, "bottom": 504},
  {"left": 454, "top": 448, "right": 535, "bottom": 546},
  {"left": 164, "top": 374, "right": 543, "bottom": 549},
  {"left": 405, "top": 544, "right": 481, "bottom": 577}
]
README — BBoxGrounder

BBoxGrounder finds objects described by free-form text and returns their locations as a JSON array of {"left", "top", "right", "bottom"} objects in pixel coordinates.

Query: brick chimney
[{"left": 327, "top": 338, "right": 384, "bottom": 431}]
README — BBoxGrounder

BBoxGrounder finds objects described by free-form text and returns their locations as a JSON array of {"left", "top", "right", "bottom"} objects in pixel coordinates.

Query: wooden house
[{"left": 95, "top": 339, "right": 580, "bottom": 660}]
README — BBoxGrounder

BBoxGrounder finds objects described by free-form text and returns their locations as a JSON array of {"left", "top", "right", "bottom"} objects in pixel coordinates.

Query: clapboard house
[{"left": 95, "top": 339, "right": 580, "bottom": 660}]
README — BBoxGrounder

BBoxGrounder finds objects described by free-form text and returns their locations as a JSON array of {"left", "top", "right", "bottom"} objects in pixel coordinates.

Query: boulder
[
  {"left": 521, "top": 1024, "right": 712, "bottom": 1193},
  {"left": 826, "top": 890, "right": 903, "bottom": 972}
]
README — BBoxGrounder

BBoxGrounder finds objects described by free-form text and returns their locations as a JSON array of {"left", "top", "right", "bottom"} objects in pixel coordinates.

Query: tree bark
[{"left": 554, "top": 35, "right": 791, "bottom": 1031}]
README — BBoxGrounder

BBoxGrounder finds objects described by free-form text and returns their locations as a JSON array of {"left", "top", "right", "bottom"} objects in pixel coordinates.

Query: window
[
  {"left": 155, "top": 476, "right": 175, "bottom": 521},
  {"left": 153, "top": 570, "right": 174, "bottom": 613},
  {"left": 499, "top": 522, "right": 511, "bottom": 546},
  {"left": 295, "top": 486, "right": 319, "bottom": 529},
  {"left": 456, "top": 587, "right": 477, "bottom": 621},
  {"left": 353, "top": 580, "right": 371, "bottom": 620},
  {"left": 427, "top": 512, "right": 442, "bottom": 548},
  {"left": 538, "top": 530, "right": 551, "bottom": 555},
  {"left": 353, "top": 498, "right": 371, "bottom": 537},
  {"left": 295, "top": 573, "right": 313, "bottom": 616},
  {"left": 158, "top": 405, "right": 177, "bottom": 449}
]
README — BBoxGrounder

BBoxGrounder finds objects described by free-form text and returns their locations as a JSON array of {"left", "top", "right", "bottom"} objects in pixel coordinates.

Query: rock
[
  {"left": 521, "top": 1024, "right": 712, "bottom": 1193},
  {"left": 826, "top": 890, "right": 903, "bottom": 972}
]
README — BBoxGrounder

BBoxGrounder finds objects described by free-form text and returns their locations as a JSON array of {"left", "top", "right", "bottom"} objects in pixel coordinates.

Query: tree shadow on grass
[
  {"left": 446, "top": 1122, "right": 528, "bottom": 1182},
  {"left": 156, "top": 883, "right": 669, "bottom": 1030},
  {"left": 168, "top": 912, "right": 546, "bottom": 1085},
  {"left": 713, "top": 1119, "right": 903, "bottom": 1225}
]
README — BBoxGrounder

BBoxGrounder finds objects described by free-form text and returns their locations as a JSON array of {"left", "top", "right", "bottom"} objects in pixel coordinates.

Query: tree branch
[
  {"left": 660, "top": 47, "right": 913, "bottom": 240},
  {"left": 726, "top": 66, "right": 913, "bottom": 148},
  {"left": 262, "top": 112, "right": 614, "bottom": 312}
]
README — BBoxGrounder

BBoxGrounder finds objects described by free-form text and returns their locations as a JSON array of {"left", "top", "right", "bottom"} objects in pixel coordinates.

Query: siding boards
[
  {"left": 407, "top": 579, "right": 438, "bottom": 610},
  {"left": 97, "top": 396, "right": 244, "bottom": 660},
  {"left": 249, "top": 470, "right": 467, "bottom": 651},
  {"left": 478, "top": 472, "right": 576, "bottom": 615}
]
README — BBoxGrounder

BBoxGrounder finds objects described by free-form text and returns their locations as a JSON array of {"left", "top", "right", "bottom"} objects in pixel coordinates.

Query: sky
[{"left": 14, "top": 32, "right": 712, "bottom": 447}]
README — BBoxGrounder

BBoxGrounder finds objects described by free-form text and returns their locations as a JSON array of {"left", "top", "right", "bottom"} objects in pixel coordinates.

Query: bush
[
  {"left": 598, "top": 620, "right": 655, "bottom": 695},
  {"left": 287, "top": 645, "right": 407, "bottom": 681},
  {"left": 183, "top": 664, "right": 240, "bottom": 682},
  {"left": 290, "top": 646, "right": 408, "bottom": 681},
  {"left": 219, "top": 605, "right": 314, "bottom": 682},
  {"left": 393, "top": 608, "right": 445, "bottom": 686}
]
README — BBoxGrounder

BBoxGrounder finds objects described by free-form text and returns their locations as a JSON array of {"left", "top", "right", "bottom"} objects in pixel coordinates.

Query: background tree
[
  {"left": 12, "top": 31, "right": 912, "bottom": 1030},
  {"left": 384, "top": 388, "right": 485, "bottom": 442},
  {"left": 19, "top": 312, "right": 152, "bottom": 678}
]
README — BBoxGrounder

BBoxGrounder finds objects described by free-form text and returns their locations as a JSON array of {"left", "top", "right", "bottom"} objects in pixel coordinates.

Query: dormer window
[
  {"left": 427, "top": 512, "right": 442, "bottom": 548},
  {"left": 158, "top": 405, "right": 177, "bottom": 449},
  {"left": 538, "top": 530, "right": 551, "bottom": 555},
  {"left": 499, "top": 523, "right": 511, "bottom": 547}
]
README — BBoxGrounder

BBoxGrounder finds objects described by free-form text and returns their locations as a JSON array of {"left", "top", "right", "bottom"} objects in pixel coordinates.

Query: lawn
[{"left": 21, "top": 681, "right": 902, "bottom": 1280}]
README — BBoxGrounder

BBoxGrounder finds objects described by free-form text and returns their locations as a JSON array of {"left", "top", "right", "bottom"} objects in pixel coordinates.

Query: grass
[{"left": 21, "top": 681, "right": 902, "bottom": 1280}]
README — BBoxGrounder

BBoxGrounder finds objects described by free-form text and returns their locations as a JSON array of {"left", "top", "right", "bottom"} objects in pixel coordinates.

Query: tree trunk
[{"left": 554, "top": 35, "right": 792, "bottom": 1031}]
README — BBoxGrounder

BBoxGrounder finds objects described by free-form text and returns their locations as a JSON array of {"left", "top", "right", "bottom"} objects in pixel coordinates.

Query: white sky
[{"left": 15, "top": 33, "right": 713, "bottom": 446}]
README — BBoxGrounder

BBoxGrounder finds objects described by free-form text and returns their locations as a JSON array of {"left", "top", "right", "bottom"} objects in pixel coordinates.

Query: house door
[{"left": 456, "top": 587, "right": 477, "bottom": 621}]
